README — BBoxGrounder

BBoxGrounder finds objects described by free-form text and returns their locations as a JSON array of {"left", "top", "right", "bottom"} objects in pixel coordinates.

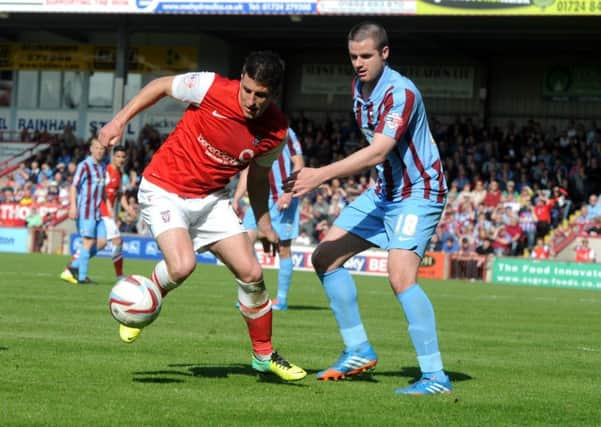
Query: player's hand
[
  {"left": 68, "top": 205, "right": 78, "bottom": 220},
  {"left": 257, "top": 226, "right": 279, "bottom": 257},
  {"left": 284, "top": 167, "right": 323, "bottom": 198},
  {"left": 276, "top": 193, "right": 292, "bottom": 211},
  {"left": 98, "top": 120, "right": 124, "bottom": 148}
]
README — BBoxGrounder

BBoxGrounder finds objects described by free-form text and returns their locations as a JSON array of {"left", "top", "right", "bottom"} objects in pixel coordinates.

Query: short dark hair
[
  {"left": 241, "top": 51, "right": 285, "bottom": 95},
  {"left": 113, "top": 145, "right": 127, "bottom": 154},
  {"left": 348, "top": 21, "right": 389, "bottom": 51}
]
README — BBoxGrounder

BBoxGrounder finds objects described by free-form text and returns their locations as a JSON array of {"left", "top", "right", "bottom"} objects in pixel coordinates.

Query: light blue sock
[
  {"left": 397, "top": 284, "right": 444, "bottom": 377},
  {"left": 71, "top": 245, "right": 96, "bottom": 270},
  {"left": 78, "top": 246, "right": 91, "bottom": 281},
  {"left": 319, "top": 268, "right": 369, "bottom": 351},
  {"left": 71, "top": 250, "right": 80, "bottom": 269},
  {"left": 277, "top": 258, "right": 293, "bottom": 303}
]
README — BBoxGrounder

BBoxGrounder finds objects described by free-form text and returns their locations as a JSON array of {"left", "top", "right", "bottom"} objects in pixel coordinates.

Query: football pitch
[{"left": 1, "top": 253, "right": 600, "bottom": 426}]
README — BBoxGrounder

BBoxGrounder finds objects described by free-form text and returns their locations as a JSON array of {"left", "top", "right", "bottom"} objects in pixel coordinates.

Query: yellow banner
[
  {"left": 417, "top": 0, "right": 601, "bottom": 15},
  {"left": 0, "top": 44, "right": 198, "bottom": 72}
]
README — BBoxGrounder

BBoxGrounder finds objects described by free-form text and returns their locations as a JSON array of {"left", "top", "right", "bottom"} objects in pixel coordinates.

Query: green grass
[{"left": 1, "top": 253, "right": 600, "bottom": 426}]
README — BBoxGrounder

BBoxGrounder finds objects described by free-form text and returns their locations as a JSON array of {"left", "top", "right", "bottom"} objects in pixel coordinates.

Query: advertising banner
[
  {"left": 301, "top": 63, "right": 474, "bottom": 99},
  {"left": 1, "top": 0, "right": 600, "bottom": 14},
  {"left": 492, "top": 257, "right": 601, "bottom": 290},
  {"left": 0, "top": 227, "right": 28, "bottom": 253},
  {"left": 416, "top": 0, "right": 601, "bottom": 15},
  {"left": 0, "top": 0, "right": 316, "bottom": 14},
  {"left": 418, "top": 251, "right": 447, "bottom": 279},
  {"left": 256, "top": 244, "right": 445, "bottom": 279},
  {"left": 396, "top": 65, "right": 475, "bottom": 99},
  {"left": 301, "top": 64, "right": 354, "bottom": 95},
  {"left": 316, "top": 0, "right": 416, "bottom": 14},
  {"left": 0, "top": 44, "right": 198, "bottom": 73},
  {"left": 69, "top": 233, "right": 218, "bottom": 265},
  {"left": 0, "top": 203, "right": 68, "bottom": 227},
  {"left": 543, "top": 65, "right": 601, "bottom": 102}
]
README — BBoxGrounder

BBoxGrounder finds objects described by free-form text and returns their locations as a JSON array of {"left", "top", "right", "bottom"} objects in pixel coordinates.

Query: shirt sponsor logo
[
  {"left": 385, "top": 112, "right": 403, "bottom": 131},
  {"left": 197, "top": 134, "right": 254, "bottom": 166}
]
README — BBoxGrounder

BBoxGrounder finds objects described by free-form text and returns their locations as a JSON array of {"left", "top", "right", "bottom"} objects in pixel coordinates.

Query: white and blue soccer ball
[{"left": 109, "top": 275, "right": 162, "bottom": 328}]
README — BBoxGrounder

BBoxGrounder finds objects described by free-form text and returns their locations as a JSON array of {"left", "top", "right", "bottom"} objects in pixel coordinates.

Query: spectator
[
  {"left": 25, "top": 207, "right": 44, "bottom": 228},
  {"left": 533, "top": 193, "right": 553, "bottom": 238},
  {"left": 442, "top": 236, "right": 459, "bottom": 254},
  {"left": 585, "top": 194, "right": 601, "bottom": 221},
  {"left": 518, "top": 203, "right": 538, "bottom": 249},
  {"left": 482, "top": 179, "right": 502, "bottom": 212},
  {"left": 574, "top": 237, "right": 596, "bottom": 263},
  {"left": 295, "top": 230, "right": 312, "bottom": 246},
  {"left": 427, "top": 233, "right": 443, "bottom": 252},
  {"left": 475, "top": 238, "right": 495, "bottom": 256},
  {"left": 456, "top": 237, "right": 474, "bottom": 257},
  {"left": 531, "top": 237, "right": 552, "bottom": 259},
  {"left": 505, "top": 215, "right": 524, "bottom": 256},
  {"left": 587, "top": 217, "right": 601, "bottom": 235}
]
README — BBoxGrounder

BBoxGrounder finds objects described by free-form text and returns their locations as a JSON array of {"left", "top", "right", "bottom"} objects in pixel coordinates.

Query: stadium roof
[{"left": 1, "top": 13, "right": 600, "bottom": 57}]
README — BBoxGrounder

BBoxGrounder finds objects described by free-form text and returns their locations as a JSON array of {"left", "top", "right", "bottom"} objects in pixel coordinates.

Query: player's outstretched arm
[
  {"left": 247, "top": 160, "right": 278, "bottom": 255},
  {"left": 98, "top": 76, "right": 175, "bottom": 148},
  {"left": 287, "top": 133, "right": 396, "bottom": 198}
]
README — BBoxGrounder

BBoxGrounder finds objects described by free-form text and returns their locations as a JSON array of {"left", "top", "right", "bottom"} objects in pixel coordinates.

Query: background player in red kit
[
  {"left": 99, "top": 145, "right": 127, "bottom": 279},
  {"left": 98, "top": 51, "right": 306, "bottom": 381}
]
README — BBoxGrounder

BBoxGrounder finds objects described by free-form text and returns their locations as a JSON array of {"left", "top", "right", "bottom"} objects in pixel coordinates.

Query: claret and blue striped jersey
[
  {"left": 268, "top": 128, "right": 303, "bottom": 203},
  {"left": 352, "top": 65, "right": 447, "bottom": 203},
  {"left": 72, "top": 155, "right": 105, "bottom": 220}
]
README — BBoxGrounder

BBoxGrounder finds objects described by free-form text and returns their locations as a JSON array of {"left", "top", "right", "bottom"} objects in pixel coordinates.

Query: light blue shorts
[
  {"left": 334, "top": 189, "right": 445, "bottom": 258},
  {"left": 78, "top": 217, "right": 106, "bottom": 240},
  {"left": 242, "top": 198, "right": 300, "bottom": 241}
]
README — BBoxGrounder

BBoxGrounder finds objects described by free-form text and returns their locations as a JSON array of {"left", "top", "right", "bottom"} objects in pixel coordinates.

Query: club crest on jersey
[
  {"left": 385, "top": 112, "right": 403, "bottom": 131},
  {"left": 183, "top": 74, "right": 198, "bottom": 88},
  {"left": 160, "top": 210, "right": 170, "bottom": 223}
]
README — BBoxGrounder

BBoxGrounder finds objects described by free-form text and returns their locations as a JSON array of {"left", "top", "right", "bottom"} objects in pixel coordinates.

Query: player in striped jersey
[
  {"left": 60, "top": 139, "right": 107, "bottom": 284},
  {"left": 232, "top": 128, "right": 304, "bottom": 311},
  {"left": 287, "top": 22, "right": 452, "bottom": 394}
]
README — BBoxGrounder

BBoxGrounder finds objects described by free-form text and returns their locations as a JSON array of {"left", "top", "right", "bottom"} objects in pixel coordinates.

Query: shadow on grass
[
  {"left": 282, "top": 305, "right": 328, "bottom": 311},
  {"left": 374, "top": 366, "right": 472, "bottom": 384},
  {"left": 0, "top": 346, "right": 7, "bottom": 351},
  {"left": 133, "top": 363, "right": 307, "bottom": 386}
]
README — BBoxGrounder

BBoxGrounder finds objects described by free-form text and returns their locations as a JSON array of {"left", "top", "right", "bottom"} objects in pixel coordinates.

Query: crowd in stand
[{"left": 1, "top": 115, "right": 601, "bottom": 259}]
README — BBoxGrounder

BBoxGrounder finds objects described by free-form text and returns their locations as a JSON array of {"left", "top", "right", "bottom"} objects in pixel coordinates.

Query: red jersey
[
  {"left": 575, "top": 246, "right": 595, "bottom": 262},
  {"left": 531, "top": 245, "right": 550, "bottom": 259},
  {"left": 100, "top": 164, "right": 122, "bottom": 217},
  {"left": 143, "top": 73, "right": 288, "bottom": 198}
]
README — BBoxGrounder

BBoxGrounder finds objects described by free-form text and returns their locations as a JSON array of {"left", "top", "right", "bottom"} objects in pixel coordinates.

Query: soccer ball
[{"left": 109, "top": 275, "right": 162, "bottom": 328}]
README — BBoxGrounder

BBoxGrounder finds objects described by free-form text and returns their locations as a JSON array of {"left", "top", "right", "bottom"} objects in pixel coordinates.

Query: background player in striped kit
[
  {"left": 286, "top": 21, "right": 452, "bottom": 394},
  {"left": 99, "top": 145, "right": 127, "bottom": 279},
  {"left": 232, "top": 127, "right": 304, "bottom": 311},
  {"left": 61, "top": 138, "right": 107, "bottom": 284}
]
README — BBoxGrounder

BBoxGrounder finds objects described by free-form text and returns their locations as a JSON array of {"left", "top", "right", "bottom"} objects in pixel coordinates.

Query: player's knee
[
  {"left": 168, "top": 257, "right": 196, "bottom": 282},
  {"left": 96, "top": 239, "right": 107, "bottom": 250},
  {"left": 311, "top": 245, "right": 332, "bottom": 274},
  {"left": 236, "top": 263, "right": 263, "bottom": 284}
]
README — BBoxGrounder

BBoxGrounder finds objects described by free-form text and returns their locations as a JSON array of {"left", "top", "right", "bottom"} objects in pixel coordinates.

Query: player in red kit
[
  {"left": 99, "top": 146, "right": 127, "bottom": 279},
  {"left": 98, "top": 51, "right": 306, "bottom": 381}
]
